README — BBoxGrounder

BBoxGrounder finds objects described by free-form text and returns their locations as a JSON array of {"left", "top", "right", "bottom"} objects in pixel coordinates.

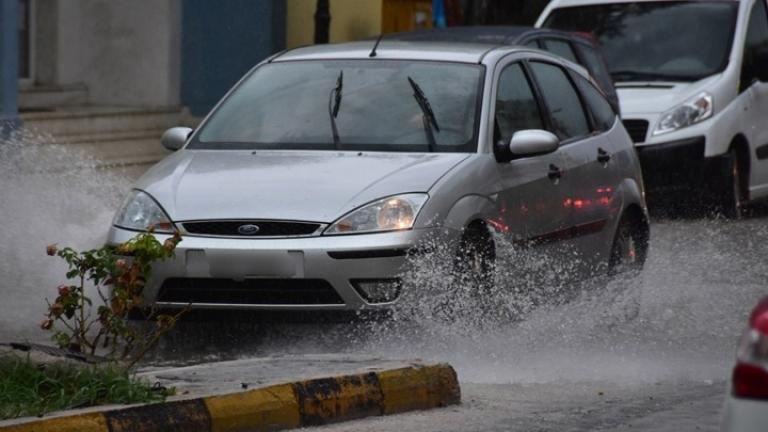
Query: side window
[
  {"left": 494, "top": 63, "right": 544, "bottom": 143},
  {"left": 529, "top": 62, "right": 590, "bottom": 141},
  {"left": 573, "top": 73, "right": 616, "bottom": 132},
  {"left": 575, "top": 44, "right": 613, "bottom": 95},
  {"left": 742, "top": 0, "right": 768, "bottom": 91},
  {"left": 524, "top": 39, "right": 541, "bottom": 49},
  {"left": 541, "top": 39, "right": 579, "bottom": 63}
]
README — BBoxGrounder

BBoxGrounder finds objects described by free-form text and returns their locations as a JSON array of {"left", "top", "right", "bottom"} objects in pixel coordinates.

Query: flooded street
[{"left": 1, "top": 139, "right": 765, "bottom": 430}]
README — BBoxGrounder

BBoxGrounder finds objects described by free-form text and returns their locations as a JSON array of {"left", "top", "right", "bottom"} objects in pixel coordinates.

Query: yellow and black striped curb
[{"left": 1, "top": 362, "right": 460, "bottom": 432}]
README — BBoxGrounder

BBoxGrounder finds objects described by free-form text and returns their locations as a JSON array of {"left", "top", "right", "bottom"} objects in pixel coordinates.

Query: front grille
[
  {"left": 182, "top": 220, "right": 321, "bottom": 237},
  {"left": 157, "top": 278, "right": 344, "bottom": 305},
  {"left": 622, "top": 119, "right": 649, "bottom": 143}
]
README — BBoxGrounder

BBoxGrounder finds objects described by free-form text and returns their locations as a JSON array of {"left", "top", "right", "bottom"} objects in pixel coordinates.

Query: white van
[{"left": 537, "top": 0, "right": 768, "bottom": 217}]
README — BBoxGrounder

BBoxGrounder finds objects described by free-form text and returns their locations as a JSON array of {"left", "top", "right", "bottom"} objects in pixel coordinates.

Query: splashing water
[
  {"left": 1, "top": 129, "right": 765, "bottom": 388},
  {"left": 0, "top": 128, "right": 130, "bottom": 343}
]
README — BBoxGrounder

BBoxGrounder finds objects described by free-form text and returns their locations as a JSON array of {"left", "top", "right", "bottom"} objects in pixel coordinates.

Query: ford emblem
[{"left": 237, "top": 224, "right": 260, "bottom": 235}]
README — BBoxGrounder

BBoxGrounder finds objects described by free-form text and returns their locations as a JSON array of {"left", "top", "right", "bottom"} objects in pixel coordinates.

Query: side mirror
[
  {"left": 161, "top": 127, "right": 193, "bottom": 151},
  {"left": 496, "top": 129, "right": 559, "bottom": 162}
]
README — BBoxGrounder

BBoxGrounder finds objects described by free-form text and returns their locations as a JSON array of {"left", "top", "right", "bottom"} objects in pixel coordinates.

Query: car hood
[
  {"left": 136, "top": 150, "right": 469, "bottom": 222},
  {"left": 616, "top": 74, "right": 722, "bottom": 115}
]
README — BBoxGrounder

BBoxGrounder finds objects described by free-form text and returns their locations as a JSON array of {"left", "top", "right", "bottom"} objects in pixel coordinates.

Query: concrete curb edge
[{"left": 1, "top": 362, "right": 460, "bottom": 431}]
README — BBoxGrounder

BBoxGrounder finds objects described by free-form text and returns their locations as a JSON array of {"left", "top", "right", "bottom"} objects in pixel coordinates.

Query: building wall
[
  {"left": 181, "top": 0, "right": 286, "bottom": 116},
  {"left": 54, "top": 0, "right": 182, "bottom": 107},
  {"left": 286, "top": 0, "right": 382, "bottom": 48}
]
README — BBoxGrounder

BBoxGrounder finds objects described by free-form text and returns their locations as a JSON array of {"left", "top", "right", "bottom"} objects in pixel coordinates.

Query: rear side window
[
  {"left": 529, "top": 62, "right": 590, "bottom": 141},
  {"left": 575, "top": 44, "right": 612, "bottom": 93},
  {"left": 542, "top": 39, "right": 579, "bottom": 63},
  {"left": 742, "top": 0, "right": 768, "bottom": 91},
  {"left": 573, "top": 74, "right": 616, "bottom": 132},
  {"left": 494, "top": 63, "right": 544, "bottom": 143}
]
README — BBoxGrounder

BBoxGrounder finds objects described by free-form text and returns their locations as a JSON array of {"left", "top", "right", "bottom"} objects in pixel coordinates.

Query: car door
[
  {"left": 527, "top": 60, "right": 613, "bottom": 277},
  {"left": 740, "top": 0, "right": 768, "bottom": 192},
  {"left": 490, "top": 60, "right": 570, "bottom": 262}
]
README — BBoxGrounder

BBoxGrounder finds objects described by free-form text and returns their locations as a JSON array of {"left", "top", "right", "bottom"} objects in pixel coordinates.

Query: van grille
[{"left": 622, "top": 119, "right": 649, "bottom": 143}]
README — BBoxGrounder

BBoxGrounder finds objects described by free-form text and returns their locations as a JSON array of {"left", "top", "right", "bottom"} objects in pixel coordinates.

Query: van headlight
[
  {"left": 653, "top": 92, "right": 713, "bottom": 136},
  {"left": 113, "top": 190, "right": 175, "bottom": 233},
  {"left": 325, "top": 193, "right": 428, "bottom": 235}
]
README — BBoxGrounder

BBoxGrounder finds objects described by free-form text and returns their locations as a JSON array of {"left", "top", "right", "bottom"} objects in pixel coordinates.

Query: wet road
[{"left": 1, "top": 140, "right": 766, "bottom": 430}]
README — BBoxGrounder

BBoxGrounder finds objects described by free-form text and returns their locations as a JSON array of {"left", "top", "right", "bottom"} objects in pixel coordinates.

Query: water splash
[{"left": 0, "top": 128, "right": 130, "bottom": 342}]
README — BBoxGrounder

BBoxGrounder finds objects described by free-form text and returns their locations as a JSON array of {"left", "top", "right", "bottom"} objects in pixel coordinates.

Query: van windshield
[
  {"left": 191, "top": 60, "right": 483, "bottom": 152},
  {"left": 543, "top": 2, "right": 738, "bottom": 82}
]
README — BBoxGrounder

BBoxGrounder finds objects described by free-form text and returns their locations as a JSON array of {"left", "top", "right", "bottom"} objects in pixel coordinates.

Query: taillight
[{"left": 732, "top": 298, "right": 768, "bottom": 400}]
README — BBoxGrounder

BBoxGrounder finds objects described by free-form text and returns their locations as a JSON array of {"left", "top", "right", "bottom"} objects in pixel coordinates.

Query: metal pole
[
  {"left": 0, "top": 0, "right": 19, "bottom": 137},
  {"left": 314, "top": 0, "right": 330, "bottom": 44}
]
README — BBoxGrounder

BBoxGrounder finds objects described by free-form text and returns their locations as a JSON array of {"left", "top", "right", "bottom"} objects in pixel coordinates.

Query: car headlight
[
  {"left": 325, "top": 193, "right": 428, "bottom": 235},
  {"left": 653, "top": 92, "right": 713, "bottom": 136},
  {"left": 113, "top": 190, "right": 175, "bottom": 233}
]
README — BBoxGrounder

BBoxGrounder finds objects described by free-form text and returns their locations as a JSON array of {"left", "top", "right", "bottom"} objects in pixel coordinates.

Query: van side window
[
  {"left": 742, "top": 0, "right": 768, "bottom": 91},
  {"left": 542, "top": 39, "right": 579, "bottom": 63},
  {"left": 573, "top": 74, "right": 616, "bottom": 132},
  {"left": 529, "top": 62, "right": 590, "bottom": 141},
  {"left": 494, "top": 63, "right": 544, "bottom": 144}
]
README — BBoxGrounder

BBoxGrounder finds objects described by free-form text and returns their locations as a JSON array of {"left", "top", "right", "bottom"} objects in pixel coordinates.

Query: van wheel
[
  {"left": 718, "top": 148, "right": 745, "bottom": 219},
  {"left": 453, "top": 224, "right": 496, "bottom": 295},
  {"left": 608, "top": 214, "right": 648, "bottom": 276}
]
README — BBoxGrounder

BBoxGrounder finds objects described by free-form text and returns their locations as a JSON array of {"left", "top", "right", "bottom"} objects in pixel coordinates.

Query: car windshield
[
  {"left": 543, "top": 2, "right": 738, "bottom": 82},
  {"left": 191, "top": 60, "right": 483, "bottom": 152}
]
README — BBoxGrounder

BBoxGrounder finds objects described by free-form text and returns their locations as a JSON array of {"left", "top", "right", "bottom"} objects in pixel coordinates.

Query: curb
[{"left": 1, "top": 363, "right": 460, "bottom": 432}]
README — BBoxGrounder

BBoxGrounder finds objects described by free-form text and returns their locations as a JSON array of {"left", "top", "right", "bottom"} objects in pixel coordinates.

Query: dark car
[{"left": 387, "top": 26, "right": 620, "bottom": 114}]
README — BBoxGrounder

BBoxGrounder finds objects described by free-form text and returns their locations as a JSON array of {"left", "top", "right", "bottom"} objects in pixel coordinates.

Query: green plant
[
  {"left": 0, "top": 356, "right": 169, "bottom": 420},
  {"left": 42, "top": 231, "right": 184, "bottom": 368}
]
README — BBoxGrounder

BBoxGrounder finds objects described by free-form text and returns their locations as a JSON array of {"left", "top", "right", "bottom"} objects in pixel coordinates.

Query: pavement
[{"left": 0, "top": 354, "right": 460, "bottom": 432}]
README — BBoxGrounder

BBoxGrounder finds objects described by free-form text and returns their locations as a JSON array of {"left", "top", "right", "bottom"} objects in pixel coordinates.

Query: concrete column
[{"left": 0, "top": 0, "right": 19, "bottom": 132}]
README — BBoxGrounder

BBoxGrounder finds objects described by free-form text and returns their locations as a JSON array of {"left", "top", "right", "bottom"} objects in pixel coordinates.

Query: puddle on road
[{"left": 1, "top": 132, "right": 765, "bottom": 387}]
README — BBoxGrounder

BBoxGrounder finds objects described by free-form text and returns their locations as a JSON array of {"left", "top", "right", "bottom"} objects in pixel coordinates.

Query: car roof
[
  {"left": 273, "top": 40, "right": 505, "bottom": 64},
  {"left": 387, "top": 26, "right": 591, "bottom": 46}
]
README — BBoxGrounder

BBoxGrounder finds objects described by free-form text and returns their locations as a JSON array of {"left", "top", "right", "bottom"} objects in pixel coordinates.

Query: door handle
[
  {"left": 548, "top": 164, "right": 562, "bottom": 181},
  {"left": 597, "top": 147, "right": 611, "bottom": 164}
]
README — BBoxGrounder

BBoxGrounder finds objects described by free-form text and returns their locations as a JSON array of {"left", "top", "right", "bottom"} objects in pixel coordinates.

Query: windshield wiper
[
  {"left": 610, "top": 70, "right": 700, "bottom": 82},
  {"left": 328, "top": 71, "right": 343, "bottom": 149},
  {"left": 407, "top": 76, "right": 440, "bottom": 152}
]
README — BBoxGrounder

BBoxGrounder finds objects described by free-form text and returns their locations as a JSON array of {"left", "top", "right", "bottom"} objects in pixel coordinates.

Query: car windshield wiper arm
[
  {"left": 610, "top": 70, "right": 699, "bottom": 82},
  {"left": 407, "top": 76, "right": 440, "bottom": 152},
  {"left": 328, "top": 71, "right": 343, "bottom": 149}
]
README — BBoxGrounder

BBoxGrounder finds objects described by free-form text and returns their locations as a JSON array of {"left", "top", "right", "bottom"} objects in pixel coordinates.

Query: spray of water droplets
[{"left": 0, "top": 128, "right": 130, "bottom": 342}]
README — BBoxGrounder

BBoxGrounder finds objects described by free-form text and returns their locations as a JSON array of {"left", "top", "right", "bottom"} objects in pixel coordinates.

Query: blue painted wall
[
  {"left": 181, "top": 0, "right": 286, "bottom": 116},
  {"left": 0, "top": 0, "right": 18, "bottom": 129}
]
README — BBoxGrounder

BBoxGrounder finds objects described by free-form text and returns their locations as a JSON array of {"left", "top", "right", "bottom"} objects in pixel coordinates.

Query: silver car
[{"left": 108, "top": 41, "right": 649, "bottom": 312}]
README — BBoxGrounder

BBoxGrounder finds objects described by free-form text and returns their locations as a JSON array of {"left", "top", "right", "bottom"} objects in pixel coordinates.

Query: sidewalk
[{"left": 0, "top": 354, "right": 460, "bottom": 432}]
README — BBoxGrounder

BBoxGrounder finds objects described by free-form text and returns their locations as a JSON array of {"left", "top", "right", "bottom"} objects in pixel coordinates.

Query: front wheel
[
  {"left": 716, "top": 148, "right": 746, "bottom": 219},
  {"left": 608, "top": 215, "right": 648, "bottom": 276},
  {"left": 453, "top": 224, "right": 496, "bottom": 295}
]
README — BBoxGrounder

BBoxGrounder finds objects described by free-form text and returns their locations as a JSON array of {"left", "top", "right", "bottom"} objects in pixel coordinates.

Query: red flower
[
  {"left": 57, "top": 285, "right": 70, "bottom": 297},
  {"left": 50, "top": 303, "right": 64, "bottom": 317},
  {"left": 46, "top": 245, "right": 58, "bottom": 256},
  {"left": 40, "top": 318, "right": 53, "bottom": 330}
]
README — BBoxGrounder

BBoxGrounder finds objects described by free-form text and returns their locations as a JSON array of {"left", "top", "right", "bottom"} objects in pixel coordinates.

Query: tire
[
  {"left": 453, "top": 224, "right": 496, "bottom": 295},
  {"left": 608, "top": 214, "right": 648, "bottom": 276},
  {"left": 717, "top": 148, "right": 745, "bottom": 219}
]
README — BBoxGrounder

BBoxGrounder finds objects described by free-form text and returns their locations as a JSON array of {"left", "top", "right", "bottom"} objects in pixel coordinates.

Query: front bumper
[
  {"left": 107, "top": 226, "right": 452, "bottom": 311},
  {"left": 635, "top": 136, "right": 728, "bottom": 191}
]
